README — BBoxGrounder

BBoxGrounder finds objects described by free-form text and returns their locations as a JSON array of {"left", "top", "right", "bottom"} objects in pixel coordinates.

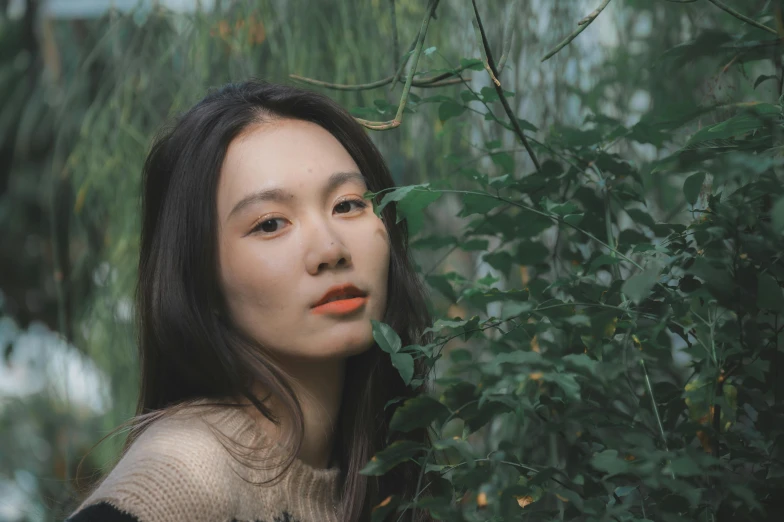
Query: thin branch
[
  {"left": 354, "top": 0, "right": 440, "bottom": 131},
  {"left": 389, "top": 0, "right": 399, "bottom": 75},
  {"left": 470, "top": 0, "right": 541, "bottom": 172},
  {"left": 390, "top": 23, "right": 419, "bottom": 92},
  {"left": 289, "top": 73, "right": 461, "bottom": 91},
  {"left": 706, "top": 0, "right": 779, "bottom": 36},
  {"left": 470, "top": 11, "right": 499, "bottom": 86},
  {"left": 496, "top": 0, "right": 520, "bottom": 74},
  {"left": 541, "top": 0, "right": 612, "bottom": 62}
]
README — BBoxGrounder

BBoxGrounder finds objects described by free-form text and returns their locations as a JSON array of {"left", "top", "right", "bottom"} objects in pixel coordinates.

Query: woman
[{"left": 66, "top": 80, "right": 435, "bottom": 522}]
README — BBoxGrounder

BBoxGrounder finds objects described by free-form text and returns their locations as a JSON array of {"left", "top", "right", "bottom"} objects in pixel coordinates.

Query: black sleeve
[{"left": 65, "top": 502, "right": 139, "bottom": 522}]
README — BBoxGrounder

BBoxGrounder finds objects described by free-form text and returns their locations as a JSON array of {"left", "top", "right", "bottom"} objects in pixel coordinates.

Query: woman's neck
[{"left": 243, "top": 356, "right": 346, "bottom": 469}]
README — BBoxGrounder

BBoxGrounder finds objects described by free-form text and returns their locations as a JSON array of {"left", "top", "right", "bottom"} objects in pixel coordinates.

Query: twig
[
  {"left": 354, "top": 0, "right": 440, "bottom": 131},
  {"left": 706, "top": 0, "right": 779, "bottom": 36},
  {"left": 389, "top": 0, "right": 399, "bottom": 76},
  {"left": 496, "top": 0, "right": 520, "bottom": 74},
  {"left": 470, "top": 14, "right": 499, "bottom": 86},
  {"left": 289, "top": 73, "right": 461, "bottom": 91},
  {"left": 470, "top": 0, "right": 541, "bottom": 172},
  {"left": 390, "top": 23, "right": 419, "bottom": 92},
  {"left": 541, "top": 0, "right": 612, "bottom": 62}
]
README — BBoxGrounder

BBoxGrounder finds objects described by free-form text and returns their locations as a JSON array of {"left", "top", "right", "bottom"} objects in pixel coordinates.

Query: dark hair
[{"left": 115, "top": 79, "right": 435, "bottom": 521}]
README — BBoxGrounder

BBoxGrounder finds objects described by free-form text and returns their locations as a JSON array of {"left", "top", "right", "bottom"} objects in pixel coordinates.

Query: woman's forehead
[
  {"left": 217, "top": 119, "right": 365, "bottom": 216},
  {"left": 224, "top": 119, "right": 358, "bottom": 181}
]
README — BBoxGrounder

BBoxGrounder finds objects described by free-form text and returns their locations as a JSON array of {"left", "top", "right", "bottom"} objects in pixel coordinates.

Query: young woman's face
[{"left": 216, "top": 118, "right": 390, "bottom": 361}]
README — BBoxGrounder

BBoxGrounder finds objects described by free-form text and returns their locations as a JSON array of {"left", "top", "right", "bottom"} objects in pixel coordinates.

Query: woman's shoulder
[{"left": 66, "top": 407, "right": 243, "bottom": 522}]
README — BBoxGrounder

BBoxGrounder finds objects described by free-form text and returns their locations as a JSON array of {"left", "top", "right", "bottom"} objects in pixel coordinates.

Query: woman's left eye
[{"left": 334, "top": 198, "right": 368, "bottom": 214}]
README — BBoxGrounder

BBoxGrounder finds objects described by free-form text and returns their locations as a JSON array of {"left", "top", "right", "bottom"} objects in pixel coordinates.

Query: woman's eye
[
  {"left": 251, "top": 199, "right": 367, "bottom": 236},
  {"left": 252, "top": 217, "right": 287, "bottom": 235},
  {"left": 334, "top": 198, "right": 368, "bottom": 214}
]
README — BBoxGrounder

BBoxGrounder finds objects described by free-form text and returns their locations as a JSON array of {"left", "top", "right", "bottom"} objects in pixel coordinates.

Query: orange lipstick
[{"left": 311, "top": 296, "right": 367, "bottom": 315}]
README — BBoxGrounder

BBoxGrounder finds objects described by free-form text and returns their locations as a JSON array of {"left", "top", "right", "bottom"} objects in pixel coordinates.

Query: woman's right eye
[{"left": 251, "top": 217, "right": 288, "bottom": 235}]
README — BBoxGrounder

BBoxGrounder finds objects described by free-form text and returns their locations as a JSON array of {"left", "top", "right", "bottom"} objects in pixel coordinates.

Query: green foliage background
[{"left": 1, "top": 0, "right": 783, "bottom": 520}]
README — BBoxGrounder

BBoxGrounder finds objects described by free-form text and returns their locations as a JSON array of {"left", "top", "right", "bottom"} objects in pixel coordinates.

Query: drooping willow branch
[
  {"left": 543, "top": 0, "right": 778, "bottom": 62},
  {"left": 541, "top": 0, "right": 612, "bottom": 62},
  {"left": 706, "top": 0, "right": 778, "bottom": 36},
  {"left": 389, "top": 0, "right": 400, "bottom": 76},
  {"left": 471, "top": 0, "right": 541, "bottom": 172}
]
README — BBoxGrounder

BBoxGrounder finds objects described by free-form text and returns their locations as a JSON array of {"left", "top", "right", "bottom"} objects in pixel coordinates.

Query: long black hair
[{"left": 120, "top": 79, "right": 436, "bottom": 521}]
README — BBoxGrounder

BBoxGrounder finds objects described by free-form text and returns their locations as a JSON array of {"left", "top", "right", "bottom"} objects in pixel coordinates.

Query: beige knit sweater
[{"left": 67, "top": 400, "right": 343, "bottom": 522}]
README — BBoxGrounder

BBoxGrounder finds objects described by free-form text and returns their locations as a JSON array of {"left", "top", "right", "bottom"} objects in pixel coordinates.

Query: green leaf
[
  {"left": 460, "top": 89, "right": 481, "bottom": 103},
  {"left": 490, "top": 152, "right": 514, "bottom": 173},
  {"left": 772, "top": 196, "right": 784, "bottom": 233},
  {"left": 479, "top": 86, "right": 515, "bottom": 103},
  {"left": 431, "top": 438, "right": 476, "bottom": 469},
  {"left": 591, "top": 450, "right": 631, "bottom": 475},
  {"left": 754, "top": 74, "right": 778, "bottom": 90},
  {"left": 389, "top": 395, "right": 450, "bottom": 433},
  {"left": 396, "top": 189, "right": 442, "bottom": 236},
  {"left": 563, "top": 213, "right": 584, "bottom": 226},
  {"left": 622, "top": 266, "right": 661, "bottom": 304},
  {"left": 390, "top": 352, "right": 414, "bottom": 386},
  {"left": 541, "top": 197, "right": 579, "bottom": 216},
  {"left": 488, "top": 174, "right": 514, "bottom": 189},
  {"left": 460, "top": 238, "right": 489, "bottom": 251},
  {"left": 686, "top": 103, "right": 779, "bottom": 146},
  {"left": 516, "top": 240, "right": 550, "bottom": 265},
  {"left": 482, "top": 251, "right": 514, "bottom": 273},
  {"left": 359, "top": 440, "right": 426, "bottom": 475},
  {"left": 517, "top": 117, "right": 538, "bottom": 132},
  {"left": 683, "top": 172, "right": 706, "bottom": 206},
  {"left": 459, "top": 57, "right": 485, "bottom": 71},
  {"left": 375, "top": 184, "right": 429, "bottom": 216},
  {"left": 614, "top": 485, "right": 638, "bottom": 497},
  {"left": 542, "top": 372, "right": 581, "bottom": 400},
  {"left": 372, "top": 320, "right": 402, "bottom": 354},
  {"left": 587, "top": 254, "right": 620, "bottom": 274},
  {"left": 626, "top": 208, "right": 656, "bottom": 228},
  {"left": 425, "top": 274, "right": 458, "bottom": 302},
  {"left": 458, "top": 192, "right": 498, "bottom": 216},
  {"left": 757, "top": 273, "right": 784, "bottom": 311},
  {"left": 562, "top": 353, "right": 599, "bottom": 374},
  {"left": 483, "top": 350, "right": 550, "bottom": 376},
  {"left": 688, "top": 257, "right": 732, "bottom": 294},
  {"left": 501, "top": 301, "right": 533, "bottom": 321},
  {"left": 438, "top": 101, "right": 466, "bottom": 122},
  {"left": 729, "top": 484, "right": 762, "bottom": 512}
]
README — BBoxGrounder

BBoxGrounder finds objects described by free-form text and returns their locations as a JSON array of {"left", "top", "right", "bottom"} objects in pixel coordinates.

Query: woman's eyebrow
[{"left": 228, "top": 171, "right": 366, "bottom": 219}]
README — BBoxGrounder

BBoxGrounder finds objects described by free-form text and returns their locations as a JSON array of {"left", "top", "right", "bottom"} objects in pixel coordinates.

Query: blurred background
[{"left": 0, "top": 0, "right": 770, "bottom": 520}]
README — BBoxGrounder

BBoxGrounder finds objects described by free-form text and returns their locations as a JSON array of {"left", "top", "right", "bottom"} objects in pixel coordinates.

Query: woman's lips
[{"left": 311, "top": 296, "right": 368, "bottom": 315}]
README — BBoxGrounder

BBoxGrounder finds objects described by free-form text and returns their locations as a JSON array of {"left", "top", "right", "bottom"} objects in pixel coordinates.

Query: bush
[{"left": 359, "top": 2, "right": 784, "bottom": 520}]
